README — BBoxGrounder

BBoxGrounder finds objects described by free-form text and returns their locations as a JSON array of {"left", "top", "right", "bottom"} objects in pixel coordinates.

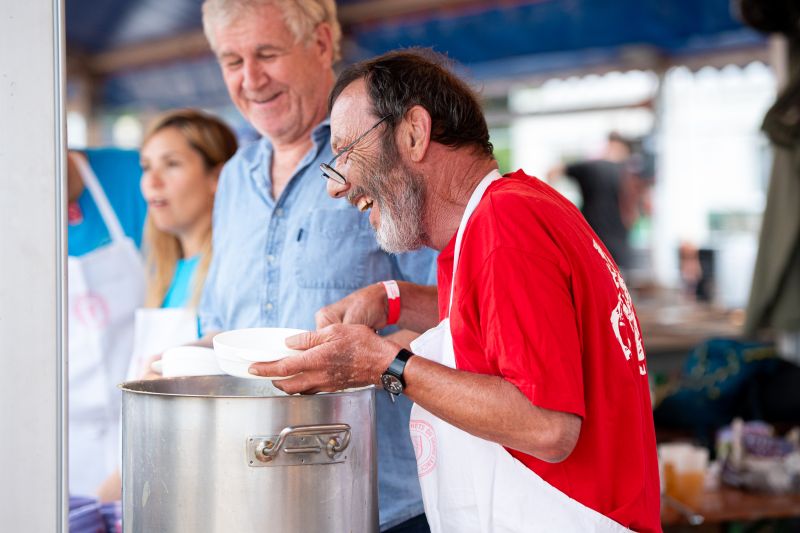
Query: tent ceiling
[
  {"left": 66, "top": 0, "right": 204, "bottom": 54},
  {"left": 65, "top": 0, "right": 766, "bottom": 110}
]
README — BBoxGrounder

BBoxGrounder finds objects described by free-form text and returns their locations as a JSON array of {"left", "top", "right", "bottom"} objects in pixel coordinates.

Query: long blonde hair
[{"left": 142, "top": 109, "right": 238, "bottom": 308}]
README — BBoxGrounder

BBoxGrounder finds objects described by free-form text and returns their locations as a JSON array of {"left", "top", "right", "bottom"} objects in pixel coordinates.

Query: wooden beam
[
  {"left": 338, "top": 0, "right": 508, "bottom": 25},
  {"left": 87, "top": 31, "right": 212, "bottom": 75}
]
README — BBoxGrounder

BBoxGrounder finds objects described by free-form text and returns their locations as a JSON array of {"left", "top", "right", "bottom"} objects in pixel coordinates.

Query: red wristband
[{"left": 381, "top": 280, "right": 401, "bottom": 326}]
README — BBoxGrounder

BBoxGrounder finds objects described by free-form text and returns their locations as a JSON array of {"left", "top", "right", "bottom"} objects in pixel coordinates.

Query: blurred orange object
[
  {"left": 672, "top": 470, "right": 706, "bottom": 506},
  {"left": 659, "top": 443, "right": 709, "bottom": 506}
]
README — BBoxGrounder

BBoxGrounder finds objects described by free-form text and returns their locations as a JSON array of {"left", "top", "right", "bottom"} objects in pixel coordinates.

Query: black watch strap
[
  {"left": 381, "top": 348, "right": 414, "bottom": 398},
  {"left": 387, "top": 349, "right": 413, "bottom": 386}
]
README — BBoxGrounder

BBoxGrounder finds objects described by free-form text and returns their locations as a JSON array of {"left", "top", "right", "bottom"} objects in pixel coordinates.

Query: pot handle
[{"left": 249, "top": 424, "right": 351, "bottom": 466}]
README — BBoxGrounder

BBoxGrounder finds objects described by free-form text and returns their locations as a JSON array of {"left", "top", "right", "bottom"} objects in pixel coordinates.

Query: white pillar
[{"left": 0, "top": 0, "right": 66, "bottom": 530}]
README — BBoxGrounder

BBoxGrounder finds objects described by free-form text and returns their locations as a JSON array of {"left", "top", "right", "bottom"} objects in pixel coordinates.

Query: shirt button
[
  {"left": 274, "top": 208, "right": 284, "bottom": 217},
  {"left": 265, "top": 302, "right": 273, "bottom": 311},
  {"left": 267, "top": 255, "right": 276, "bottom": 263}
]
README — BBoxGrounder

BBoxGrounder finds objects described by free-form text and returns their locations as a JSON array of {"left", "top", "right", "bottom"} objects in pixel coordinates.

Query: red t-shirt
[{"left": 437, "top": 170, "right": 661, "bottom": 532}]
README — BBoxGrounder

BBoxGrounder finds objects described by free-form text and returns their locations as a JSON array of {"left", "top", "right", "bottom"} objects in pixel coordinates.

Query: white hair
[{"left": 202, "top": 0, "right": 342, "bottom": 61}]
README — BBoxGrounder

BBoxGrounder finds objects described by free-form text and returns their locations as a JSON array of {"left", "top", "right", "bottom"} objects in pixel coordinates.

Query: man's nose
[
  {"left": 242, "top": 60, "right": 267, "bottom": 91},
  {"left": 326, "top": 177, "right": 350, "bottom": 199}
]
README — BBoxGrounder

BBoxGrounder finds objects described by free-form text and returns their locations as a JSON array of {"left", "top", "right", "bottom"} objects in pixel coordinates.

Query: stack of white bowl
[{"left": 153, "top": 346, "right": 224, "bottom": 377}]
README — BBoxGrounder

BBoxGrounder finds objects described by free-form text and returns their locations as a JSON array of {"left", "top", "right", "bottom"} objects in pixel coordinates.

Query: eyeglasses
[{"left": 320, "top": 115, "right": 391, "bottom": 185}]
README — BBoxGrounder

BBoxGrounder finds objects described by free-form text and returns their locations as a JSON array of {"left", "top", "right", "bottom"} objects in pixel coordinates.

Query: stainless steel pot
[{"left": 121, "top": 376, "right": 377, "bottom": 532}]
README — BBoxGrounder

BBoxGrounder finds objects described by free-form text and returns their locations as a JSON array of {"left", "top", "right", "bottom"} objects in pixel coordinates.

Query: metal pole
[{"left": 0, "top": 0, "right": 67, "bottom": 530}]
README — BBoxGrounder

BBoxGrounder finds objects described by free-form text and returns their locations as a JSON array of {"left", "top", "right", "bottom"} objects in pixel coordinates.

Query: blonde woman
[
  {"left": 127, "top": 109, "right": 237, "bottom": 379},
  {"left": 95, "top": 110, "right": 236, "bottom": 505}
]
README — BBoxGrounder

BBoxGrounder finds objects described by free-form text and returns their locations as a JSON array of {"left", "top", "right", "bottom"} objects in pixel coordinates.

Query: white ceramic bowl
[
  {"left": 156, "top": 346, "right": 224, "bottom": 378},
  {"left": 213, "top": 327, "right": 307, "bottom": 362},
  {"left": 213, "top": 327, "right": 307, "bottom": 380}
]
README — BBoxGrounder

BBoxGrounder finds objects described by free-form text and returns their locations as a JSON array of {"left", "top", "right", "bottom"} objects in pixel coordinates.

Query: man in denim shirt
[{"left": 199, "top": 1, "right": 434, "bottom": 531}]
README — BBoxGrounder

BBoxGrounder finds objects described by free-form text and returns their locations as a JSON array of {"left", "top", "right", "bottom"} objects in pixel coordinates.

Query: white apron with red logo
[
  {"left": 67, "top": 155, "right": 144, "bottom": 495},
  {"left": 126, "top": 307, "right": 199, "bottom": 380},
  {"left": 409, "top": 170, "right": 630, "bottom": 532}
]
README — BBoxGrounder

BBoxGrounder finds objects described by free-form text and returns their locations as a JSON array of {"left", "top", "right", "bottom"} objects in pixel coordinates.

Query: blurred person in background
[
  {"left": 126, "top": 109, "right": 238, "bottom": 380},
  {"left": 67, "top": 147, "right": 146, "bottom": 496},
  {"left": 193, "top": 1, "right": 438, "bottom": 531},
  {"left": 94, "top": 109, "right": 238, "bottom": 505},
  {"left": 548, "top": 132, "right": 649, "bottom": 273}
]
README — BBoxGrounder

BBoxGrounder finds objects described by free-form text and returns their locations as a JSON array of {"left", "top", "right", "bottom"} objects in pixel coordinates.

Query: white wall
[
  {"left": 653, "top": 63, "right": 775, "bottom": 304},
  {"left": 0, "top": 1, "right": 66, "bottom": 530},
  {"left": 510, "top": 71, "right": 657, "bottom": 180}
]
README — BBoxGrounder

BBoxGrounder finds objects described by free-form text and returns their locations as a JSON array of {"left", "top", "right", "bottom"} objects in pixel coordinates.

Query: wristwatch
[{"left": 381, "top": 348, "right": 414, "bottom": 402}]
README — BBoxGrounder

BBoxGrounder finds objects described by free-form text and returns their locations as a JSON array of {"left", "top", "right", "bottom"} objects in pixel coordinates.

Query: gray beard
[
  {"left": 362, "top": 137, "right": 428, "bottom": 253},
  {"left": 374, "top": 184, "right": 426, "bottom": 253}
]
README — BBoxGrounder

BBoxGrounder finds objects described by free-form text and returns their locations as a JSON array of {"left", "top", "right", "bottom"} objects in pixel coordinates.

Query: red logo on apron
[
  {"left": 73, "top": 293, "right": 111, "bottom": 329},
  {"left": 410, "top": 419, "right": 437, "bottom": 477},
  {"left": 68, "top": 202, "right": 84, "bottom": 225}
]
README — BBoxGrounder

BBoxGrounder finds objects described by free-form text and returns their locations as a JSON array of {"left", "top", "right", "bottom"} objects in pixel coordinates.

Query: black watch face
[{"left": 381, "top": 374, "right": 403, "bottom": 394}]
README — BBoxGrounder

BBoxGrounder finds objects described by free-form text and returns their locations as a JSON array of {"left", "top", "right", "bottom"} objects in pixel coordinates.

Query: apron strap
[
  {"left": 448, "top": 169, "right": 503, "bottom": 313},
  {"left": 73, "top": 153, "right": 127, "bottom": 243}
]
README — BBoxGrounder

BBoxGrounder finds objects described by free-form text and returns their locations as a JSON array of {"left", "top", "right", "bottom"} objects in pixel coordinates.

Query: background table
[{"left": 662, "top": 486, "right": 800, "bottom": 527}]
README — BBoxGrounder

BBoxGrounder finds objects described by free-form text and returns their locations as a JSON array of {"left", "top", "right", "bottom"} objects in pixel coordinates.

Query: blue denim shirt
[{"left": 199, "top": 120, "right": 436, "bottom": 530}]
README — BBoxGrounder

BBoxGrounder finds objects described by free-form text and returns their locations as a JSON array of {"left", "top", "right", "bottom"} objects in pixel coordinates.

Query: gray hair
[{"left": 202, "top": 0, "right": 341, "bottom": 62}]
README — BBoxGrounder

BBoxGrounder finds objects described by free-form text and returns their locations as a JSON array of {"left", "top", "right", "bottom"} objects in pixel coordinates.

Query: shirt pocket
[{"left": 295, "top": 208, "right": 379, "bottom": 290}]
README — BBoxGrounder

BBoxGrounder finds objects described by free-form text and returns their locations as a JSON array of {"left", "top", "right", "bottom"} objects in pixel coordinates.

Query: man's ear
[
  {"left": 312, "top": 22, "right": 334, "bottom": 65},
  {"left": 401, "top": 105, "right": 432, "bottom": 162}
]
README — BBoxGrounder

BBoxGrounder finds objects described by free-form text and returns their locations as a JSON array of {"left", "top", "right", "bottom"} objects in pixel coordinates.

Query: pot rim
[{"left": 120, "top": 376, "right": 374, "bottom": 399}]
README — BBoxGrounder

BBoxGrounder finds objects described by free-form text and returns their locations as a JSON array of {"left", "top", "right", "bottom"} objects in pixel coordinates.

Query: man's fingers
[
  {"left": 271, "top": 371, "right": 336, "bottom": 395},
  {"left": 139, "top": 353, "right": 163, "bottom": 379},
  {"left": 315, "top": 307, "right": 343, "bottom": 330},
  {"left": 342, "top": 306, "right": 370, "bottom": 326},
  {"left": 248, "top": 343, "right": 345, "bottom": 394},
  {"left": 249, "top": 352, "right": 311, "bottom": 378},
  {"left": 285, "top": 329, "right": 329, "bottom": 350}
]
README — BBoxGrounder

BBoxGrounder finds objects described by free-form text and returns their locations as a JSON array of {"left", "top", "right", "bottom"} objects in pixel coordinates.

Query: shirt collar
[
  {"left": 312, "top": 117, "right": 331, "bottom": 147},
  {"left": 247, "top": 118, "right": 331, "bottom": 175}
]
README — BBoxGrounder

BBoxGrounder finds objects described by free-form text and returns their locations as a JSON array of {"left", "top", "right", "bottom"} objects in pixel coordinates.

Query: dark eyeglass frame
[{"left": 320, "top": 114, "right": 391, "bottom": 184}]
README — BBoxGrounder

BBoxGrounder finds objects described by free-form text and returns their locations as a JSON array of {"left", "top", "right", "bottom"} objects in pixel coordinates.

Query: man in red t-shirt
[{"left": 252, "top": 49, "right": 661, "bottom": 532}]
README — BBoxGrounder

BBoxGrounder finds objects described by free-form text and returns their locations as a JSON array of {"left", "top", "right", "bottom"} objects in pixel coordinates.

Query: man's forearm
[
  {"left": 396, "top": 282, "right": 440, "bottom": 332},
  {"left": 403, "top": 355, "right": 581, "bottom": 463}
]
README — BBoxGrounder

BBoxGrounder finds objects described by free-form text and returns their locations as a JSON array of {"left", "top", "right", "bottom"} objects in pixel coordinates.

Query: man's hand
[
  {"left": 315, "top": 283, "right": 388, "bottom": 330},
  {"left": 140, "top": 353, "right": 163, "bottom": 380},
  {"left": 248, "top": 324, "right": 400, "bottom": 394}
]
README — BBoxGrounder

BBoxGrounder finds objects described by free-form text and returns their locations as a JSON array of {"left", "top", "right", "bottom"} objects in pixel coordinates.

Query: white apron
[
  {"left": 408, "top": 170, "right": 630, "bottom": 533},
  {"left": 67, "top": 156, "right": 145, "bottom": 496},
  {"left": 126, "top": 307, "right": 199, "bottom": 380}
]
